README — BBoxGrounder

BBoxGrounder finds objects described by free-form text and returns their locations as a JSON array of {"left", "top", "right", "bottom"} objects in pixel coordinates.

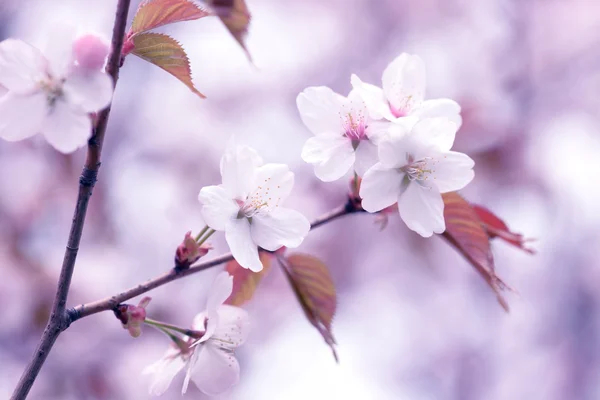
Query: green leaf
[
  {"left": 279, "top": 253, "right": 338, "bottom": 362},
  {"left": 442, "top": 192, "right": 512, "bottom": 311},
  {"left": 207, "top": 0, "right": 252, "bottom": 60},
  {"left": 131, "top": 33, "right": 205, "bottom": 98},
  {"left": 130, "top": 0, "right": 210, "bottom": 35},
  {"left": 225, "top": 252, "right": 273, "bottom": 306}
]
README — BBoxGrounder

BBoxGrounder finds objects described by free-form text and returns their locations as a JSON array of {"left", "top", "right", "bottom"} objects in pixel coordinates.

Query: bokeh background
[{"left": 0, "top": 0, "right": 598, "bottom": 399}]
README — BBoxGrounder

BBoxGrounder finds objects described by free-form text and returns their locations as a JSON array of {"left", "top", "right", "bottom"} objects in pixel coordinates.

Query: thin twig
[
  {"left": 70, "top": 200, "right": 361, "bottom": 322},
  {"left": 10, "top": 1, "right": 131, "bottom": 399}
]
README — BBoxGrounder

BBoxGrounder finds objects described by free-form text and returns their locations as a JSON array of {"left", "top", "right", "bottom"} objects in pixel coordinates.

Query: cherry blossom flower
[
  {"left": 143, "top": 272, "right": 249, "bottom": 396},
  {"left": 198, "top": 145, "right": 310, "bottom": 272},
  {"left": 0, "top": 26, "right": 113, "bottom": 153},
  {"left": 297, "top": 87, "right": 390, "bottom": 181},
  {"left": 351, "top": 53, "right": 461, "bottom": 127},
  {"left": 359, "top": 118, "right": 475, "bottom": 237}
]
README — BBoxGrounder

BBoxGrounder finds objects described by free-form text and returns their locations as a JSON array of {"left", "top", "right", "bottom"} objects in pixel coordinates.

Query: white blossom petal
[
  {"left": 0, "top": 91, "right": 46, "bottom": 141},
  {"left": 252, "top": 163, "right": 294, "bottom": 204},
  {"left": 198, "top": 185, "right": 238, "bottom": 231},
  {"left": 413, "top": 98, "right": 462, "bottom": 128},
  {"left": 143, "top": 347, "right": 186, "bottom": 396},
  {"left": 301, "top": 135, "right": 355, "bottom": 182},
  {"left": 430, "top": 151, "right": 475, "bottom": 193},
  {"left": 376, "top": 128, "right": 411, "bottom": 169},
  {"left": 225, "top": 218, "right": 262, "bottom": 272},
  {"left": 410, "top": 117, "right": 458, "bottom": 153},
  {"left": 206, "top": 272, "right": 233, "bottom": 316},
  {"left": 43, "top": 23, "right": 76, "bottom": 78},
  {"left": 354, "top": 140, "right": 380, "bottom": 176},
  {"left": 211, "top": 305, "right": 250, "bottom": 350},
  {"left": 398, "top": 182, "right": 445, "bottom": 237},
  {"left": 42, "top": 100, "right": 91, "bottom": 153},
  {"left": 188, "top": 343, "right": 240, "bottom": 396},
  {"left": 382, "top": 53, "right": 426, "bottom": 114},
  {"left": 220, "top": 145, "right": 263, "bottom": 199},
  {"left": 350, "top": 74, "right": 393, "bottom": 120},
  {"left": 250, "top": 207, "right": 310, "bottom": 251},
  {"left": 360, "top": 163, "right": 405, "bottom": 212},
  {"left": 0, "top": 39, "right": 45, "bottom": 92},
  {"left": 296, "top": 86, "right": 345, "bottom": 136},
  {"left": 63, "top": 67, "right": 113, "bottom": 112}
]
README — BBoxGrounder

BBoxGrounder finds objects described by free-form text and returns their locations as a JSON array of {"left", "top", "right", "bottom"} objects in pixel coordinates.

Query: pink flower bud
[
  {"left": 117, "top": 297, "right": 151, "bottom": 338},
  {"left": 175, "top": 231, "right": 212, "bottom": 269},
  {"left": 73, "top": 34, "right": 110, "bottom": 70}
]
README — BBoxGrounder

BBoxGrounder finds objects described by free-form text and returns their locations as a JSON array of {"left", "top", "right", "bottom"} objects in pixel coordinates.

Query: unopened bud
[
  {"left": 175, "top": 231, "right": 212, "bottom": 269},
  {"left": 73, "top": 34, "right": 110, "bottom": 70},
  {"left": 115, "top": 297, "right": 151, "bottom": 338}
]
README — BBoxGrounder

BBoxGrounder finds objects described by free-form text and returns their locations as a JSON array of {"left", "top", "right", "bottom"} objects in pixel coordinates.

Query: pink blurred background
[{"left": 1, "top": 0, "right": 598, "bottom": 398}]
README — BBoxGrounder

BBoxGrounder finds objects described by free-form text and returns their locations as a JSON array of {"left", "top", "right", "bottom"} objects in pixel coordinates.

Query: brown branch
[
  {"left": 10, "top": 1, "right": 131, "bottom": 399},
  {"left": 70, "top": 200, "right": 361, "bottom": 322}
]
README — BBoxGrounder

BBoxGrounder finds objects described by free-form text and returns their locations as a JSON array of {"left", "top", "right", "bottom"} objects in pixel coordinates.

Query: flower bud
[
  {"left": 73, "top": 34, "right": 110, "bottom": 70},
  {"left": 175, "top": 231, "right": 212, "bottom": 269},
  {"left": 116, "top": 297, "right": 151, "bottom": 338}
]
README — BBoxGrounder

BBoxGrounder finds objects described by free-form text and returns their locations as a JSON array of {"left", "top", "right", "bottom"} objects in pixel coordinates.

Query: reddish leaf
[
  {"left": 472, "top": 204, "right": 536, "bottom": 254},
  {"left": 130, "top": 0, "right": 210, "bottom": 35},
  {"left": 206, "top": 0, "right": 252, "bottom": 60},
  {"left": 131, "top": 33, "right": 205, "bottom": 98},
  {"left": 279, "top": 253, "right": 338, "bottom": 362},
  {"left": 225, "top": 252, "right": 273, "bottom": 306},
  {"left": 442, "top": 192, "right": 512, "bottom": 311}
]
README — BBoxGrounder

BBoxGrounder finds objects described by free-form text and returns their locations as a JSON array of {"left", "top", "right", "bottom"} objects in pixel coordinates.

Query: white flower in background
[
  {"left": 297, "top": 87, "right": 390, "bottom": 181},
  {"left": 198, "top": 145, "right": 310, "bottom": 271},
  {"left": 0, "top": 26, "right": 113, "bottom": 153},
  {"left": 144, "top": 272, "right": 249, "bottom": 396},
  {"left": 360, "top": 118, "right": 474, "bottom": 237},
  {"left": 351, "top": 53, "right": 461, "bottom": 127}
]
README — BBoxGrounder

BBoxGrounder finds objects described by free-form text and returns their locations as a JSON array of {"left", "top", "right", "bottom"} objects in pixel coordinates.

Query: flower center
[
  {"left": 389, "top": 95, "right": 416, "bottom": 118},
  {"left": 342, "top": 112, "right": 366, "bottom": 141},
  {"left": 401, "top": 154, "right": 437, "bottom": 183},
  {"left": 39, "top": 78, "right": 65, "bottom": 107},
  {"left": 236, "top": 178, "right": 281, "bottom": 219}
]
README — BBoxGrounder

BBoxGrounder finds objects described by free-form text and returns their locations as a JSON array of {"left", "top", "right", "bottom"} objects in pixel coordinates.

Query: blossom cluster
[{"left": 297, "top": 53, "right": 475, "bottom": 237}]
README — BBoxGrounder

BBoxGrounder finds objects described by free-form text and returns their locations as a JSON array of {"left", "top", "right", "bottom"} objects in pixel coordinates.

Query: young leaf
[
  {"left": 442, "top": 192, "right": 512, "bottom": 311},
  {"left": 471, "top": 204, "right": 536, "bottom": 254},
  {"left": 131, "top": 33, "right": 205, "bottom": 98},
  {"left": 206, "top": 0, "right": 252, "bottom": 60},
  {"left": 278, "top": 253, "right": 338, "bottom": 362},
  {"left": 130, "top": 0, "right": 210, "bottom": 35},
  {"left": 225, "top": 252, "right": 273, "bottom": 306}
]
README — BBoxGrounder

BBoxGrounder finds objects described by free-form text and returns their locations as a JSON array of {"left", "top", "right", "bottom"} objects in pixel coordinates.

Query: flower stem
[
  {"left": 144, "top": 318, "right": 204, "bottom": 339},
  {"left": 197, "top": 229, "right": 215, "bottom": 246},
  {"left": 194, "top": 225, "right": 209, "bottom": 242}
]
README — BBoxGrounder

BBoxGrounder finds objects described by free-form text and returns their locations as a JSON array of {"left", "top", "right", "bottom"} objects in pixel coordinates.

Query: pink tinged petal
[
  {"left": 353, "top": 140, "right": 379, "bottom": 176},
  {"left": 412, "top": 98, "right": 462, "bottom": 128},
  {"left": 350, "top": 74, "right": 393, "bottom": 120},
  {"left": 42, "top": 100, "right": 91, "bottom": 153},
  {"left": 429, "top": 151, "right": 475, "bottom": 193},
  {"left": 0, "top": 91, "right": 46, "bottom": 141},
  {"left": 220, "top": 145, "right": 263, "bottom": 199},
  {"left": 63, "top": 68, "right": 113, "bottom": 112},
  {"left": 296, "top": 86, "right": 345, "bottom": 136},
  {"left": 72, "top": 34, "right": 110, "bottom": 70},
  {"left": 359, "top": 163, "right": 405, "bottom": 212},
  {"left": 252, "top": 163, "right": 294, "bottom": 204},
  {"left": 143, "top": 347, "right": 186, "bottom": 396},
  {"left": 225, "top": 218, "right": 262, "bottom": 272},
  {"left": 212, "top": 305, "right": 250, "bottom": 349},
  {"left": 0, "top": 39, "right": 45, "bottom": 92},
  {"left": 250, "top": 207, "right": 310, "bottom": 251},
  {"left": 301, "top": 135, "right": 355, "bottom": 182},
  {"left": 188, "top": 343, "right": 240, "bottom": 396},
  {"left": 198, "top": 185, "right": 238, "bottom": 231},
  {"left": 398, "top": 182, "right": 445, "bottom": 237},
  {"left": 382, "top": 53, "right": 426, "bottom": 114},
  {"left": 410, "top": 117, "right": 458, "bottom": 153},
  {"left": 43, "top": 23, "right": 77, "bottom": 78}
]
